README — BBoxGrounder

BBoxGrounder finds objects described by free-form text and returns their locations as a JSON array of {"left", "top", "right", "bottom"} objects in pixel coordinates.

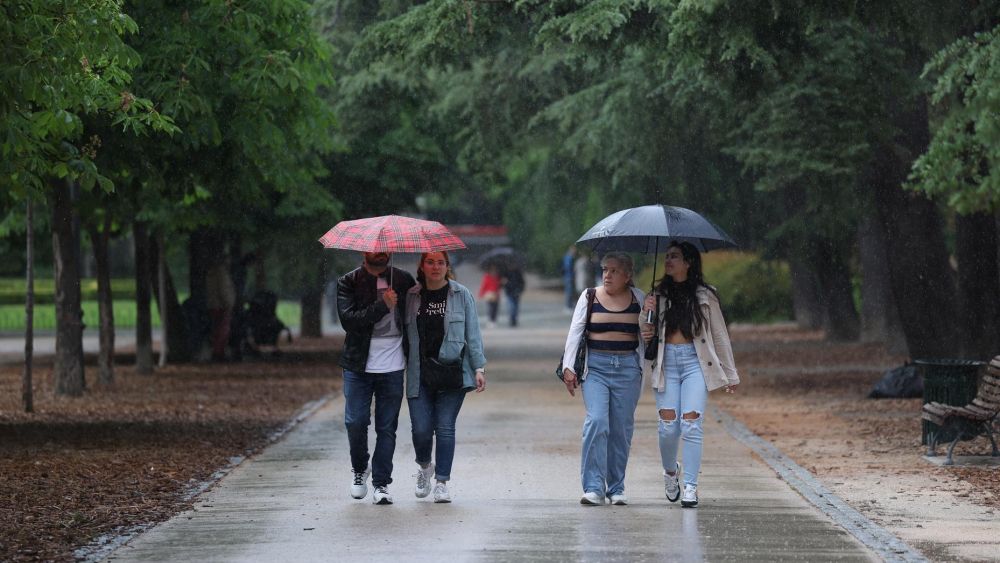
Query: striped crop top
[{"left": 586, "top": 295, "right": 640, "bottom": 352}]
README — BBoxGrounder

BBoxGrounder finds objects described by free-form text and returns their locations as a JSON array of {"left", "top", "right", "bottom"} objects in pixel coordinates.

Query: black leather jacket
[{"left": 336, "top": 266, "right": 416, "bottom": 373}]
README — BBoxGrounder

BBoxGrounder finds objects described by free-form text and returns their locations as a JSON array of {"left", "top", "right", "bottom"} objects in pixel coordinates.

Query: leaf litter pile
[{"left": 0, "top": 336, "right": 341, "bottom": 562}]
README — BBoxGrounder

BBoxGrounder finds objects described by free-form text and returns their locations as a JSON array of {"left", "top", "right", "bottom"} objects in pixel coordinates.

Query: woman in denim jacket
[
  {"left": 641, "top": 241, "right": 739, "bottom": 508},
  {"left": 561, "top": 252, "right": 646, "bottom": 506},
  {"left": 404, "top": 251, "right": 487, "bottom": 503}
]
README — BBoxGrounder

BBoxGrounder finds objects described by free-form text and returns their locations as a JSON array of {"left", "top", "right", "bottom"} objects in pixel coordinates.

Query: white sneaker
[
  {"left": 432, "top": 481, "right": 452, "bottom": 503},
  {"left": 415, "top": 463, "right": 435, "bottom": 498},
  {"left": 372, "top": 485, "right": 393, "bottom": 505},
  {"left": 579, "top": 491, "right": 604, "bottom": 505},
  {"left": 608, "top": 493, "right": 628, "bottom": 505},
  {"left": 664, "top": 463, "right": 681, "bottom": 502},
  {"left": 681, "top": 484, "right": 698, "bottom": 508},
  {"left": 350, "top": 466, "right": 370, "bottom": 499}
]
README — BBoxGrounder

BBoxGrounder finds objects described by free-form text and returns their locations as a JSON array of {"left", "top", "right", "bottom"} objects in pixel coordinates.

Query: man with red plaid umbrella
[{"left": 336, "top": 251, "right": 416, "bottom": 505}]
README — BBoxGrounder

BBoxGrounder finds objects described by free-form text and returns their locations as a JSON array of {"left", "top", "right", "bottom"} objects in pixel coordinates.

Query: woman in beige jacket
[{"left": 640, "top": 241, "right": 739, "bottom": 508}]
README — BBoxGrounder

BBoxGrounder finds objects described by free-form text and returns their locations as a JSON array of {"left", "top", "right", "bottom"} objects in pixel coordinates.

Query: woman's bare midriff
[{"left": 665, "top": 330, "right": 693, "bottom": 345}]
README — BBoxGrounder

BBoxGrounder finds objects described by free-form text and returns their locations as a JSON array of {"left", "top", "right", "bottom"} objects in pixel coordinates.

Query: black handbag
[
  {"left": 422, "top": 349, "right": 466, "bottom": 391},
  {"left": 556, "top": 288, "right": 596, "bottom": 382}
]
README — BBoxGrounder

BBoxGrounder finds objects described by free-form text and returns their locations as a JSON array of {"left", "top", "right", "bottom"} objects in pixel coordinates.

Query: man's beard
[{"left": 365, "top": 253, "right": 390, "bottom": 268}]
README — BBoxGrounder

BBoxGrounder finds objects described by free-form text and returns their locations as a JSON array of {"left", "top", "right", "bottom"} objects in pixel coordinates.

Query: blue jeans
[
  {"left": 580, "top": 351, "right": 642, "bottom": 496},
  {"left": 655, "top": 343, "right": 707, "bottom": 487},
  {"left": 408, "top": 384, "right": 467, "bottom": 481},
  {"left": 506, "top": 293, "right": 520, "bottom": 326},
  {"left": 564, "top": 278, "right": 576, "bottom": 309},
  {"left": 343, "top": 369, "right": 404, "bottom": 487}
]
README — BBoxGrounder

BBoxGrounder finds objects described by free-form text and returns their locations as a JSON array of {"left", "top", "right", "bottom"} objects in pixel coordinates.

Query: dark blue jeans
[
  {"left": 343, "top": 369, "right": 404, "bottom": 487},
  {"left": 408, "top": 383, "right": 467, "bottom": 481}
]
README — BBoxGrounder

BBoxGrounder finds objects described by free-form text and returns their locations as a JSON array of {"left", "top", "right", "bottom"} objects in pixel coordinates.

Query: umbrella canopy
[
  {"left": 318, "top": 215, "right": 466, "bottom": 253},
  {"left": 576, "top": 204, "right": 737, "bottom": 253},
  {"left": 478, "top": 246, "right": 526, "bottom": 272}
]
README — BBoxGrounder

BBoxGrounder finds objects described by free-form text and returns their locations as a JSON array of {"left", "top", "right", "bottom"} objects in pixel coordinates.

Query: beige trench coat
[{"left": 642, "top": 286, "right": 739, "bottom": 392}]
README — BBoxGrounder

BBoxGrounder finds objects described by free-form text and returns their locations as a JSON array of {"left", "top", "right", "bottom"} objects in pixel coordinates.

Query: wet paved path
[{"left": 105, "top": 278, "right": 881, "bottom": 562}]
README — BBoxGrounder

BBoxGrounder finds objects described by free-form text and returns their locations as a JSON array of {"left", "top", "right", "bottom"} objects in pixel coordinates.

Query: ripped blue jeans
[{"left": 655, "top": 343, "right": 707, "bottom": 487}]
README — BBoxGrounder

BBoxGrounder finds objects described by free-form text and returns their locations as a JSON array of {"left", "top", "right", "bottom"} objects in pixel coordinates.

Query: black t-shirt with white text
[{"left": 417, "top": 285, "right": 449, "bottom": 361}]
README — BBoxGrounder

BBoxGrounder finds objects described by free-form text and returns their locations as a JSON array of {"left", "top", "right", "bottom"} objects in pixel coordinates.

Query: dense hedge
[{"left": 0, "top": 279, "right": 135, "bottom": 305}]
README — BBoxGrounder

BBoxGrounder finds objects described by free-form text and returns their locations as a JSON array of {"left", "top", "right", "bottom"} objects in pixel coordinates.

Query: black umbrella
[
  {"left": 576, "top": 204, "right": 737, "bottom": 254},
  {"left": 577, "top": 204, "right": 737, "bottom": 351},
  {"left": 478, "top": 246, "right": 525, "bottom": 272}
]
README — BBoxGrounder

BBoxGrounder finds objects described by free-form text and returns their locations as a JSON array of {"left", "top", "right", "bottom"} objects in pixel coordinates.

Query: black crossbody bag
[
  {"left": 555, "top": 288, "right": 596, "bottom": 382},
  {"left": 423, "top": 347, "right": 466, "bottom": 391}
]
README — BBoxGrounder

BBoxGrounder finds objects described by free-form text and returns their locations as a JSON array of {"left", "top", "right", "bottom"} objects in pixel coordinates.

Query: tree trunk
[
  {"left": 810, "top": 240, "right": 860, "bottom": 341},
  {"left": 299, "top": 292, "right": 322, "bottom": 338},
  {"left": 134, "top": 221, "right": 154, "bottom": 374},
  {"left": 955, "top": 212, "right": 1000, "bottom": 360},
  {"left": 150, "top": 238, "right": 191, "bottom": 363},
  {"left": 50, "top": 179, "right": 85, "bottom": 396},
  {"left": 88, "top": 215, "right": 115, "bottom": 385},
  {"left": 788, "top": 255, "right": 823, "bottom": 329},
  {"left": 299, "top": 260, "right": 324, "bottom": 338},
  {"left": 23, "top": 198, "right": 34, "bottom": 412},
  {"left": 157, "top": 234, "right": 169, "bottom": 367},
  {"left": 869, "top": 93, "right": 959, "bottom": 359},
  {"left": 858, "top": 215, "right": 909, "bottom": 355}
]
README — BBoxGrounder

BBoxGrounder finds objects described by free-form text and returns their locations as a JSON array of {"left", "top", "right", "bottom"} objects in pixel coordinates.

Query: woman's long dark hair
[{"left": 653, "top": 241, "right": 717, "bottom": 339}]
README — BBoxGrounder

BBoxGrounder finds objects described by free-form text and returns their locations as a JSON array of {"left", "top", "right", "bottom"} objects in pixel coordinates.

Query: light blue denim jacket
[{"left": 405, "top": 280, "right": 488, "bottom": 398}]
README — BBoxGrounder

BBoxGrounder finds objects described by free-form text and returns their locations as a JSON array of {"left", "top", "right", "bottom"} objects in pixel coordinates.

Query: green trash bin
[{"left": 916, "top": 358, "right": 984, "bottom": 445}]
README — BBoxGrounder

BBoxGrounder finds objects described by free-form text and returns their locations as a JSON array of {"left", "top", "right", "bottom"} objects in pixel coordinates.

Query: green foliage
[
  {"left": 910, "top": 24, "right": 1000, "bottom": 213},
  {"left": 0, "top": 297, "right": 300, "bottom": 331},
  {"left": 0, "top": 277, "right": 135, "bottom": 305},
  {"left": 0, "top": 299, "right": 160, "bottom": 331},
  {"left": 701, "top": 251, "right": 793, "bottom": 323},
  {"left": 0, "top": 0, "right": 177, "bottom": 199},
  {"left": 73, "top": 0, "right": 338, "bottom": 247}
]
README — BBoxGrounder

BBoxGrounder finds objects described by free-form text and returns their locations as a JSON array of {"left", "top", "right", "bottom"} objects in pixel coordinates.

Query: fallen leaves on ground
[
  {"left": 0, "top": 336, "right": 342, "bottom": 562},
  {"left": 719, "top": 324, "right": 999, "bottom": 512}
]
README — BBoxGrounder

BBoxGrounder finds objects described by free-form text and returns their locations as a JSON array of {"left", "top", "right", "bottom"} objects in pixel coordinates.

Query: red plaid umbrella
[{"left": 318, "top": 215, "right": 466, "bottom": 253}]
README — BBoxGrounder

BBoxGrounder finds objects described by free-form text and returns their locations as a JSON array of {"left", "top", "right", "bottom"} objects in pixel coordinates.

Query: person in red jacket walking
[{"left": 478, "top": 266, "right": 502, "bottom": 327}]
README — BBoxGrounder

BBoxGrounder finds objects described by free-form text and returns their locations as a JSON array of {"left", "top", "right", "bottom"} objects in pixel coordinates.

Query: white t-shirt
[{"left": 365, "top": 276, "right": 406, "bottom": 373}]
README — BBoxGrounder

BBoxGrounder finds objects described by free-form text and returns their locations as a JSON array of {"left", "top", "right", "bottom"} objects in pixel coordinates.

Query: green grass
[{"left": 0, "top": 300, "right": 302, "bottom": 332}]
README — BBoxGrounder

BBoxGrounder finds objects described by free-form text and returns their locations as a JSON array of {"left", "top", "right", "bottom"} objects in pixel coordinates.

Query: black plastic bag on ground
[{"left": 867, "top": 364, "right": 923, "bottom": 399}]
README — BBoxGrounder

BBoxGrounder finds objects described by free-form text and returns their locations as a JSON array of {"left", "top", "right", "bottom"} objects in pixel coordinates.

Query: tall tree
[{"left": 2, "top": 0, "right": 175, "bottom": 394}]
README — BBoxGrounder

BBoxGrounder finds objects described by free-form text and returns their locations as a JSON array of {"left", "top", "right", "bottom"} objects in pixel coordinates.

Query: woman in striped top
[{"left": 561, "top": 252, "right": 646, "bottom": 506}]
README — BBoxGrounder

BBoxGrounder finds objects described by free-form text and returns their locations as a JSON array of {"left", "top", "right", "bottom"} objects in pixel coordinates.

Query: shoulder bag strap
[{"left": 584, "top": 288, "right": 596, "bottom": 337}]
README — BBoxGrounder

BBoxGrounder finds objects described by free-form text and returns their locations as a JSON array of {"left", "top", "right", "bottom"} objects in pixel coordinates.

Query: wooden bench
[{"left": 922, "top": 355, "right": 1000, "bottom": 465}]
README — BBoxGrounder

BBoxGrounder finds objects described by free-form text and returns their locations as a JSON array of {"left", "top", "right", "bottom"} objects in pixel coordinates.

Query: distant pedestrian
[
  {"left": 478, "top": 266, "right": 502, "bottom": 327},
  {"left": 561, "top": 245, "right": 577, "bottom": 310},
  {"left": 205, "top": 256, "right": 236, "bottom": 362},
  {"left": 561, "top": 252, "right": 645, "bottom": 505},
  {"left": 405, "top": 251, "right": 487, "bottom": 503},
  {"left": 503, "top": 267, "right": 525, "bottom": 327},
  {"left": 337, "top": 252, "right": 416, "bottom": 505},
  {"left": 641, "top": 241, "right": 739, "bottom": 508},
  {"left": 574, "top": 252, "right": 590, "bottom": 294},
  {"left": 228, "top": 252, "right": 257, "bottom": 360}
]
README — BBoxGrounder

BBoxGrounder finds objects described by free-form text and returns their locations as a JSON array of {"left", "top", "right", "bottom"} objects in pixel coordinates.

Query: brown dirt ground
[
  {"left": 717, "top": 324, "right": 999, "bottom": 561},
  {"left": 0, "top": 336, "right": 342, "bottom": 563}
]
